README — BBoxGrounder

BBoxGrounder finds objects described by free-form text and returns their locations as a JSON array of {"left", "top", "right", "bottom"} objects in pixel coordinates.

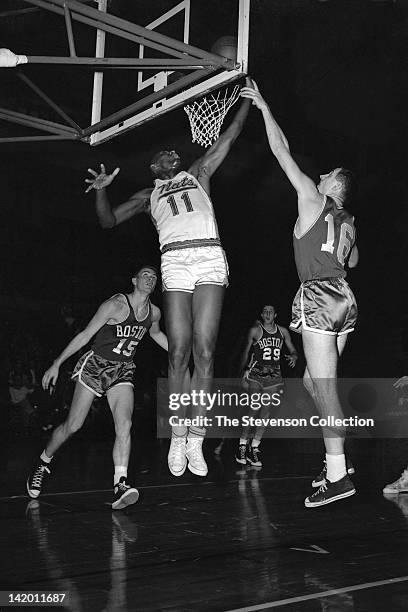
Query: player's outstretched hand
[
  {"left": 240, "top": 79, "right": 267, "bottom": 111},
  {"left": 42, "top": 364, "right": 59, "bottom": 392},
  {"left": 85, "top": 163, "right": 120, "bottom": 193},
  {"left": 285, "top": 354, "right": 298, "bottom": 369},
  {"left": 394, "top": 376, "right": 408, "bottom": 389}
]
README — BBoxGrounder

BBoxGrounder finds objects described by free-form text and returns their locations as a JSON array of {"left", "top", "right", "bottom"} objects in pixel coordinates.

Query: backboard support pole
[{"left": 91, "top": 0, "right": 106, "bottom": 128}]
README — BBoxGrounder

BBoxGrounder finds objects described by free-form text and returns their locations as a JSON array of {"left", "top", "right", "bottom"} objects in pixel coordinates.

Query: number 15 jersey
[
  {"left": 293, "top": 196, "right": 355, "bottom": 283},
  {"left": 92, "top": 295, "right": 152, "bottom": 362},
  {"left": 150, "top": 171, "right": 219, "bottom": 250}
]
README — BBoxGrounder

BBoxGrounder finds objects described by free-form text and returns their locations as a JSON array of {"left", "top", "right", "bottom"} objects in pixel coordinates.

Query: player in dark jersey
[
  {"left": 241, "top": 82, "right": 359, "bottom": 507},
  {"left": 27, "top": 265, "right": 167, "bottom": 510},
  {"left": 236, "top": 305, "right": 297, "bottom": 467},
  {"left": 84, "top": 83, "right": 252, "bottom": 479}
]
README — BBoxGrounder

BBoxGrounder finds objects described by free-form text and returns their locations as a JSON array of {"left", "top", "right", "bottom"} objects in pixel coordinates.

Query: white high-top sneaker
[
  {"left": 168, "top": 435, "right": 187, "bottom": 476},
  {"left": 186, "top": 437, "right": 208, "bottom": 476}
]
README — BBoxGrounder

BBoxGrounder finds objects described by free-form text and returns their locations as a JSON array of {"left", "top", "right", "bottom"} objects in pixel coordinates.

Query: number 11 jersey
[
  {"left": 150, "top": 171, "right": 219, "bottom": 250},
  {"left": 293, "top": 195, "right": 355, "bottom": 283}
]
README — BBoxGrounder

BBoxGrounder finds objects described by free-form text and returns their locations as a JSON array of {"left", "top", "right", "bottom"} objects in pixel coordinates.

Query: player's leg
[
  {"left": 27, "top": 381, "right": 95, "bottom": 498},
  {"left": 163, "top": 290, "right": 193, "bottom": 475},
  {"left": 107, "top": 384, "right": 139, "bottom": 510},
  {"left": 249, "top": 382, "right": 284, "bottom": 468},
  {"left": 186, "top": 284, "right": 224, "bottom": 476},
  {"left": 308, "top": 333, "right": 355, "bottom": 486},
  {"left": 302, "top": 329, "right": 355, "bottom": 507},
  {"left": 191, "top": 284, "right": 224, "bottom": 397},
  {"left": 236, "top": 378, "right": 262, "bottom": 465}
]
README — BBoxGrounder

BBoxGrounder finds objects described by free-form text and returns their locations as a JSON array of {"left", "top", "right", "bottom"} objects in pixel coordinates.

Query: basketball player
[
  {"left": 85, "top": 84, "right": 252, "bottom": 478},
  {"left": 27, "top": 265, "right": 167, "bottom": 509},
  {"left": 383, "top": 376, "right": 408, "bottom": 494},
  {"left": 236, "top": 305, "right": 298, "bottom": 467},
  {"left": 241, "top": 82, "right": 359, "bottom": 507}
]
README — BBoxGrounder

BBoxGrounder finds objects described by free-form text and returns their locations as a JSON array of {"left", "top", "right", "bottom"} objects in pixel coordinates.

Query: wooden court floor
[{"left": 1, "top": 432, "right": 408, "bottom": 611}]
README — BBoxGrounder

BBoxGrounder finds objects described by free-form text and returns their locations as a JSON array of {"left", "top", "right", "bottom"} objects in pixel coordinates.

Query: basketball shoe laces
[
  {"left": 187, "top": 437, "right": 204, "bottom": 461},
  {"left": 169, "top": 436, "right": 186, "bottom": 463},
  {"left": 252, "top": 447, "right": 260, "bottom": 461},
  {"left": 396, "top": 469, "right": 408, "bottom": 483},
  {"left": 312, "top": 481, "right": 328, "bottom": 498},
  {"left": 115, "top": 478, "right": 130, "bottom": 494},
  {"left": 32, "top": 464, "right": 50, "bottom": 488}
]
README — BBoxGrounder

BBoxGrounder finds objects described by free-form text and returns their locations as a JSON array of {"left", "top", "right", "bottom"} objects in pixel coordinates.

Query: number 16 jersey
[
  {"left": 293, "top": 196, "right": 355, "bottom": 283},
  {"left": 150, "top": 171, "right": 219, "bottom": 250}
]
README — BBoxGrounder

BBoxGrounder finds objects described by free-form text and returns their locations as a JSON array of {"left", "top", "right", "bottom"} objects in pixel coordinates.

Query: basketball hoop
[
  {"left": 0, "top": 48, "right": 28, "bottom": 68},
  {"left": 184, "top": 85, "right": 241, "bottom": 148}
]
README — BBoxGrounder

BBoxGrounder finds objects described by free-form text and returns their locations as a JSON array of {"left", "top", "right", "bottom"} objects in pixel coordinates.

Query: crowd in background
[
  {"left": 0, "top": 303, "right": 166, "bottom": 439},
  {"left": 0, "top": 306, "right": 82, "bottom": 437}
]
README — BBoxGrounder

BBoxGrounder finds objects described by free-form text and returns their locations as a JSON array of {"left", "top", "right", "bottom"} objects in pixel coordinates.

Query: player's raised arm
[
  {"left": 188, "top": 79, "right": 252, "bottom": 186},
  {"left": 85, "top": 163, "right": 152, "bottom": 228},
  {"left": 42, "top": 298, "right": 119, "bottom": 389},
  {"left": 149, "top": 305, "right": 168, "bottom": 352},
  {"left": 240, "top": 82, "right": 318, "bottom": 202}
]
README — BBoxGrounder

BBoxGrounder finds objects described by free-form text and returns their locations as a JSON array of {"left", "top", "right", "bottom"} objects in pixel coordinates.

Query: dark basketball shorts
[
  {"left": 245, "top": 367, "right": 284, "bottom": 394},
  {"left": 72, "top": 350, "right": 135, "bottom": 397},
  {"left": 290, "top": 277, "right": 357, "bottom": 336}
]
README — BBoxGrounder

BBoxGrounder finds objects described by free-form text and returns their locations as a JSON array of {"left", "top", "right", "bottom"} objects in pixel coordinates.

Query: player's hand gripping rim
[{"left": 240, "top": 79, "right": 268, "bottom": 111}]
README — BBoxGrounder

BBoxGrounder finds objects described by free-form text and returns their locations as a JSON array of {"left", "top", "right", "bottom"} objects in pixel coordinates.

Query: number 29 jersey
[
  {"left": 248, "top": 324, "right": 284, "bottom": 378},
  {"left": 91, "top": 295, "right": 152, "bottom": 362},
  {"left": 293, "top": 196, "right": 356, "bottom": 283},
  {"left": 150, "top": 171, "right": 219, "bottom": 250}
]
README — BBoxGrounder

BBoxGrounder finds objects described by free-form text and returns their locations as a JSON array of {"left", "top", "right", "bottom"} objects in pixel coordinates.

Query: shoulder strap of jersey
[
  {"left": 123, "top": 293, "right": 132, "bottom": 309},
  {"left": 252, "top": 323, "right": 263, "bottom": 344}
]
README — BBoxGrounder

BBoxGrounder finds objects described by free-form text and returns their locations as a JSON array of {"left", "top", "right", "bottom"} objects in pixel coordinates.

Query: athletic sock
[
  {"left": 326, "top": 453, "right": 346, "bottom": 483},
  {"left": 40, "top": 450, "right": 53, "bottom": 464},
  {"left": 114, "top": 465, "right": 127, "bottom": 487},
  {"left": 239, "top": 438, "right": 247, "bottom": 446},
  {"left": 251, "top": 439, "right": 261, "bottom": 448},
  {"left": 172, "top": 426, "right": 188, "bottom": 438},
  {"left": 188, "top": 426, "right": 206, "bottom": 439}
]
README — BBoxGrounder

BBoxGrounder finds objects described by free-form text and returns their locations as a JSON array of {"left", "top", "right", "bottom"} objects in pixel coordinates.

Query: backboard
[
  {"left": 89, "top": 0, "right": 250, "bottom": 145},
  {"left": 0, "top": 0, "right": 250, "bottom": 147}
]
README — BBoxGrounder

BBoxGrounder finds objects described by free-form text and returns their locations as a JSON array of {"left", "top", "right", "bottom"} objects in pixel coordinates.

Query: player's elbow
[{"left": 99, "top": 217, "right": 116, "bottom": 229}]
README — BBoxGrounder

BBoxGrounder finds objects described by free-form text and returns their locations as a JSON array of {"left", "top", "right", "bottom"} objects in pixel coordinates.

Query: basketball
[{"left": 211, "top": 36, "right": 238, "bottom": 62}]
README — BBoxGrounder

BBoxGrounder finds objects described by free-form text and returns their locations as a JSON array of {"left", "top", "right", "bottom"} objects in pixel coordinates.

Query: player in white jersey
[{"left": 85, "top": 81, "right": 252, "bottom": 478}]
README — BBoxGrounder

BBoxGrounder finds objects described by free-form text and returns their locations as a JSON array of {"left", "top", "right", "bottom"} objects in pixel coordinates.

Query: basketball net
[{"left": 184, "top": 85, "right": 241, "bottom": 148}]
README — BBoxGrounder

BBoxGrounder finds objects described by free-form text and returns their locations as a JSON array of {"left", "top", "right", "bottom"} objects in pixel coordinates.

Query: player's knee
[
  {"left": 309, "top": 377, "right": 337, "bottom": 401},
  {"left": 303, "top": 374, "right": 315, "bottom": 396},
  {"left": 193, "top": 345, "right": 214, "bottom": 372},
  {"left": 168, "top": 347, "right": 190, "bottom": 372}
]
